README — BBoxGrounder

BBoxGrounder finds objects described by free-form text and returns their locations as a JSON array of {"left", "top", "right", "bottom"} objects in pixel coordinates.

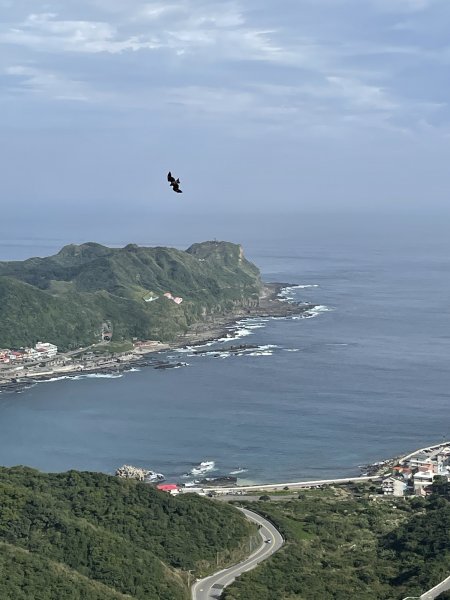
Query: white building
[
  {"left": 408, "top": 452, "right": 434, "bottom": 470},
  {"left": 436, "top": 448, "right": 450, "bottom": 475},
  {"left": 382, "top": 477, "right": 407, "bottom": 497},
  {"left": 23, "top": 348, "right": 41, "bottom": 362},
  {"left": 413, "top": 471, "right": 434, "bottom": 495},
  {"left": 35, "top": 342, "right": 58, "bottom": 358}
]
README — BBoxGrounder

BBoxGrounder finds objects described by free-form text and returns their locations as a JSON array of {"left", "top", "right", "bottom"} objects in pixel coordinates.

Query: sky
[{"left": 1, "top": 0, "right": 449, "bottom": 246}]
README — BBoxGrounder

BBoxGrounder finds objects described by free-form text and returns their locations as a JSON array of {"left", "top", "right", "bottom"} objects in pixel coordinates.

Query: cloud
[
  {"left": 0, "top": 4, "right": 312, "bottom": 65},
  {"left": 1, "top": 12, "right": 161, "bottom": 54},
  {"left": 368, "top": 0, "right": 438, "bottom": 12},
  {"left": 0, "top": 0, "right": 448, "bottom": 138},
  {"left": 5, "top": 64, "right": 93, "bottom": 101}
]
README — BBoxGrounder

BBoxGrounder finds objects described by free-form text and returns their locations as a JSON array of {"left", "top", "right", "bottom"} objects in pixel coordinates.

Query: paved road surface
[
  {"left": 191, "top": 507, "right": 283, "bottom": 600},
  {"left": 402, "top": 574, "right": 450, "bottom": 600},
  {"left": 205, "top": 475, "right": 381, "bottom": 495}
]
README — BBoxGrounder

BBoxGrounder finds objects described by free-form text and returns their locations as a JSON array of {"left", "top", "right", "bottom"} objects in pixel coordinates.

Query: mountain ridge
[{"left": 0, "top": 241, "right": 262, "bottom": 350}]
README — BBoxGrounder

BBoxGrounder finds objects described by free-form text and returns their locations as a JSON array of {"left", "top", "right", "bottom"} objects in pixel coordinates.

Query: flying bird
[{"left": 167, "top": 172, "right": 183, "bottom": 193}]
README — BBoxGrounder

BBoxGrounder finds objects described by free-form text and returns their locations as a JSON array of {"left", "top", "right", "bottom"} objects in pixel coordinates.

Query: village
[
  {"left": 0, "top": 339, "right": 171, "bottom": 390},
  {"left": 380, "top": 441, "right": 450, "bottom": 497},
  {"left": 0, "top": 342, "right": 58, "bottom": 364}
]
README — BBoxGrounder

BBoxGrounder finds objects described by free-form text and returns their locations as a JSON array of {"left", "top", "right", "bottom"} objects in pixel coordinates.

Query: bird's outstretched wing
[{"left": 167, "top": 171, "right": 176, "bottom": 184}]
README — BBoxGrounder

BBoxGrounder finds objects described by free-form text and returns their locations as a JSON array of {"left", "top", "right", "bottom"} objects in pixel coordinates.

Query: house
[
  {"left": 382, "top": 477, "right": 407, "bottom": 497},
  {"left": 35, "top": 342, "right": 58, "bottom": 358},
  {"left": 392, "top": 466, "right": 413, "bottom": 479},
  {"left": 413, "top": 471, "right": 434, "bottom": 495},
  {"left": 156, "top": 484, "right": 179, "bottom": 495},
  {"left": 436, "top": 448, "right": 450, "bottom": 474},
  {"left": 163, "top": 292, "right": 183, "bottom": 305},
  {"left": 0, "top": 350, "right": 10, "bottom": 364},
  {"left": 408, "top": 452, "right": 434, "bottom": 470},
  {"left": 24, "top": 348, "right": 41, "bottom": 361}
]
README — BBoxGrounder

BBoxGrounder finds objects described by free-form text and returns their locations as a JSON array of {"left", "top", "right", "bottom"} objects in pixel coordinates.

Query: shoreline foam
[{"left": 0, "top": 282, "right": 317, "bottom": 394}]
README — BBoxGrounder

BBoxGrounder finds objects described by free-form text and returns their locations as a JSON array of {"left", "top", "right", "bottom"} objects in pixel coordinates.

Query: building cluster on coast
[
  {"left": 0, "top": 342, "right": 58, "bottom": 364},
  {"left": 0, "top": 340, "right": 172, "bottom": 390},
  {"left": 381, "top": 442, "right": 450, "bottom": 497},
  {"left": 114, "top": 443, "right": 450, "bottom": 500}
]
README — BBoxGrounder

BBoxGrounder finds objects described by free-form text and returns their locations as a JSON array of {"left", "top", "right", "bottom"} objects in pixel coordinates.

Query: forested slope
[
  {"left": 0, "top": 241, "right": 262, "bottom": 349},
  {"left": 0, "top": 467, "right": 255, "bottom": 600},
  {"left": 224, "top": 481, "right": 450, "bottom": 600}
]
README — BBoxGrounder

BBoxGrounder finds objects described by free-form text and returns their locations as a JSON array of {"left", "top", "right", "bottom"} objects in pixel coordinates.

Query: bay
[{"left": 1, "top": 214, "right": 449, "bottom": 483}]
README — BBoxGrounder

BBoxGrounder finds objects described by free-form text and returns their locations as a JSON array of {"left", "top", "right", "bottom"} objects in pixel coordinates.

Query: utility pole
[{"left": 187, "top": 570, "right": 193, "bottom": 588}]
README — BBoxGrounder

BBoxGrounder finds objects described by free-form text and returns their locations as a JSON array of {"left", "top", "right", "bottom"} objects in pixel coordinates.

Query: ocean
[{"left": 0, "top": 214, "right": 449, "bottom": 484}]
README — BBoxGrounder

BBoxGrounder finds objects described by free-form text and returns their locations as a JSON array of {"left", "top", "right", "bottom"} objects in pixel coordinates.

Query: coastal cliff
[{"left": 0, "top": 241, "right": 262, "bottom": 350}]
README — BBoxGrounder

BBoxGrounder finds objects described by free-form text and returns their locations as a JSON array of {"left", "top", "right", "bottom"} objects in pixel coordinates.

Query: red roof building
[{"left": 156, "top": 484, "right": 179, "bottom": 492}]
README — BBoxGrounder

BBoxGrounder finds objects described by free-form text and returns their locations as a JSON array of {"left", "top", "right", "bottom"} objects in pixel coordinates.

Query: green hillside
[
  {"left": 0, "top": 241, "right": 262, "bottom": 350},
  {"left": 224, "top": 481, "right": 450, "bottom": 600},
  {"left": 0, "top": 467, "right": 256, "bottom": 600}
]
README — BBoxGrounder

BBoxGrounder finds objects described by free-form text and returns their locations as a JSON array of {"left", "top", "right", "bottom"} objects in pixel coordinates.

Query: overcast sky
[{"left": 1, "top": 0, "right": 449, "bottom": 243}]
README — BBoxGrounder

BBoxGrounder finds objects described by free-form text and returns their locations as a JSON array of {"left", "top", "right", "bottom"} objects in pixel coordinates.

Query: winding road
[{"left": 192, "top": 507, "right": 284, "bottom": 600}]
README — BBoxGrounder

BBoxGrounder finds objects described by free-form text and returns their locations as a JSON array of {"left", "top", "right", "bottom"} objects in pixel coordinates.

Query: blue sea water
[{"left": 0, "top": 214, "right": 449, "bottom": 483}]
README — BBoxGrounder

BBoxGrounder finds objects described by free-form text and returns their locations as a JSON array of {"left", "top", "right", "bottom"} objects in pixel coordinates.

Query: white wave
[
  {"left": 190, "top": 460, "right": 215, "bottom": 476},
  {"left": 278, "top": 284, "right": 319, "bottom": 305},
  {"left": 284, "top": 348, "right": 300, "bottom": 352},
  {"left": 239, "top": 318, "right": 269, "bottom": 324},
  {"left": 83, "top": 373, "right": 123, "bottom": 379},
  {"left": 173, "top": 346, "right": 195, "bottom": 354},
  {"left": 177, "top": 341, "right": 216, "bottom": 354},
  {"left": 247, "top": 351, "right": 273, "bottom": 356},
  {"left": 229, "top": 468, "right": 248, "bottom": 475},
  {"left": 173, "top": 343, "right": 213, "bottom": 354},
  {"left": 305, "top": 305, "right": 332, "bottom": 318},
  {"left": 218, "top": 327, "right": 252, "bottom": 342},
  {"left": 280, "top": 284, "right": 318, "bottom": 294},
  {"left": 127, "top": 367, "right": 141, "bottom": 372},
  {"left": 290, "top": 305, "right": 333, "bottom": 320},
  {"left": 41, "top": 373, "right": 124, "bottom": 383},
  {"left": 40, "top": 375, "right": 74, "bottom": 383},
  {"left": 312, "top": 305, "right": 331, "bottom": 312}
]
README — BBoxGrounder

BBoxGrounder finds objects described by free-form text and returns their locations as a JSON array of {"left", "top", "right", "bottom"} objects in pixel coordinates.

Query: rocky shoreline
[{"left": 0, "top": 282, "right": 315, "bottom": 395}]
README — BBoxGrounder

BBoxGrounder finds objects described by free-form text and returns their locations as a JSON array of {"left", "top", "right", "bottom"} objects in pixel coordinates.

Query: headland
[{"left": 0, "top": 281, "right": 315, "bottom": 393}]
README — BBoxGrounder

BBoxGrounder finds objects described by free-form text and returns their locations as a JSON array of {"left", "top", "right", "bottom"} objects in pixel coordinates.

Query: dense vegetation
[
  {"left": 0, "top": 467, "right": 256, "bottom": 600},
  {"left": 224, "top": 481, "right": 450, "bottom": 600},
  {"left": 0, "top": 241, "right": 262, "bottom": 350}
]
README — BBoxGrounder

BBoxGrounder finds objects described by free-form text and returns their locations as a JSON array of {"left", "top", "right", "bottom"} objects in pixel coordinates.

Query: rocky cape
[
  {"left": 0, "top": 281, "right": 315, "bottom": 393},
  {"left": 0, "top": 240, "right": 267, "bottom": 351},
  {"left": 0, "top": 241, "right": 316, "bottom": 352}
]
